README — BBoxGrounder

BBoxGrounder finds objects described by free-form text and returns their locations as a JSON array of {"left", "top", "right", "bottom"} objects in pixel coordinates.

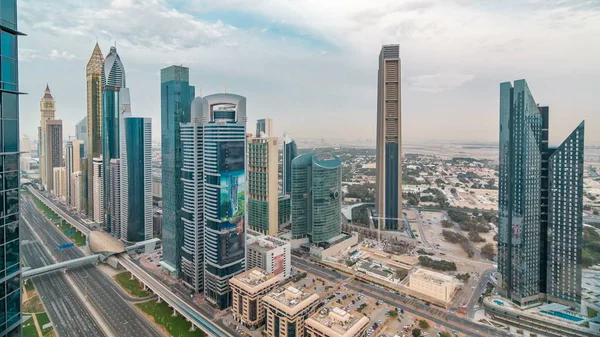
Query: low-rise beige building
[
  {"left": 306, "top": 306, "right": 369, "bottom": 337},
  {"left": 263, "top": 284, "right": 320, "bottom": 337},
  {"left": 409, "top": 268, "right": 456, "bottom": 303},
  {"left": 229, "top": 268, "right": 280, "bottom": 328}
]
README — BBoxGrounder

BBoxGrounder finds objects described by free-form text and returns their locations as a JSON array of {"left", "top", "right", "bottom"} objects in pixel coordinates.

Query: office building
[
  {"left": 92, "top": 157, "right": 104, "bottom": 224},
  {"left": 160, "top": 65, "right": 195, "bottom": 276},
  {"left": 52, "top": 167, "right": 67, "bottom": 199},
  {"left": 152, "top": 176, "right": 162, "bottom": 200},
  {"left": 278, "top": 195, "right": 291, "bottom": 230},
  {"left": 65, "top": 139, "right": 84, "bottom": 206},
  {"left": 102, "top": 46, "right": 126, "bottom": 231},
  {"left": 375, "top": 44, "right": 402, "bottom": 230},
  {"left": 120, "top": 117, "right": 152, "bottom": 243},
  {"left": 229, "top": 268, "right": 280, "bottom": 328},
  {"left": 282, "top": 134, "right": 297, "bottom": 195},
  {"left": 180, "top": 108, "right": 204, "bottom": 292},
  {"left": 72, "top": 171, "right": 84, "bottom": 212},
  {"left": 108, "top": 159, "right": 121, "bottom": 238},
  {"left": 39, "top": 84, "right": 56, "bottom": 188},
  {"left": 247, "top": 121, "right": 279, "bottom": 235},
  {"left": 44, "top": 119, "right": 63, "bottom": 193},
  {"left": 21, "top": 135, "right": 31, "bottom": 156},
  {"left": 153, "top": 209, "right": 162, "bottom": 237},
  {"left": 305, "top": 306, "right": 369, "bottom": 337},
  {"left": 408, "top": 269, "right": 456, "bottom": 304},
  {"left": 291, "top": 153, "right": 342, "bottom": 243},
  {"left": 87, "top": 42, "right": 103, "bottom": 217},
  {"left": 256, "top": 118, "right": 273, "bottom": 136},
  {"left": 189, "top": 94, "right": 247, "bottom": 309},
  {"left": 0, "top": 1, "right": 23, "bottom": 333},
  {"left": 263, "top": 284, "right": 320, "bottom": 337},
  {"left": 498, "top": 79, "right": 585, "bottom": 308},
  {"left": 247, "top": 230, "right": 291, "bottom": 280},
  {"left": 76, "top": 116, "right": 87, "bottom": 157}
]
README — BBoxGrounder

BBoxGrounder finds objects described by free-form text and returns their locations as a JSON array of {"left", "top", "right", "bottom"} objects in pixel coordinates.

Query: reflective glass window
[
  {"left": 0, "top": 56, "right": 16, "bottom": 87},
  {"left": 5, "top": 239, "right": 17, "bottom": 268},
  {"left": 4, "top": 154, "right": 15, "bottom": 170},
  {"left": 3, "top": 119, "right": 16, "bottom": 152},
  {"left": 0, "top": 1, "right": 16, "bottom": 30},
  {"left": 1, "top": 92, "right": 16, "bottom": 119},
  {"left": 0, "top": 31, "right": 15, "bottom": 59}
]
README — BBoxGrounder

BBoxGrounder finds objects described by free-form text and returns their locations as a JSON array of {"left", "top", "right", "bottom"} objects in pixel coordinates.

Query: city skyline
[{"left": 16, "top": 1, "right": 600, "bottom": 145}]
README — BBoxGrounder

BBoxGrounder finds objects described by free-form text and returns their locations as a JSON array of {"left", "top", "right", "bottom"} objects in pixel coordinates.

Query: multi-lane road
[
  {"left": 292, "top": 256, "right": 512, "bottom": 337},
  {"left": 21, "top": 196, "right": 165, "bottom": 337},
  {"left": 21, "top": 202, "right": 106, "bottom": 337}
]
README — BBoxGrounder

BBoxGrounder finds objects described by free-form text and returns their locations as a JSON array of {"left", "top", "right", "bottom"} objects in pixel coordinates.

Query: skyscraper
[
  {"left": 101, "top": 46, "right": 126, "bottom": 229},
  {"left": 120, "top": 117, "right": 152, "bottom": 243},
  {"left": 498, "top": 79, "right": 584, "bottom": 309},
  {"left": 52, "top": 167, "right": 67, "bottom": 199},
  {"left": 192, "top": 94, "right": 247, "bottom": 309},
  {"left": 72, "top": 171, "right": 84, "bottom": 212},
  {"left": 160, "top": 65, "right": 195, "bottom": 276},
  {"left": 39, "top": 84, "right": 56, "bottom": 188},
  {"left": 76, "top": 116, "right": 88, "bottom": 157},
  {"left": 92, "top": 157, "right": 104, "bottom": 224},
  {"left": 247, "top": 121, "right": 279, "bottom": 235},
  {"left": 291, "top": 153, "right": 342, "bottom": 243},
  {"left": 65, "top": 139, "right": 84, "bottom": 207},
  {"left": 375, "top": 44, "right": 402, "bottom": 230},
  {"left": 0, "top": 1, "right": 23, "bottom": 334},
  {"left": 44, "top": 119, "right": 63, "bottom": 193},
  {"left": 87, "top": 43, "right": 103, "bottom": 217},
  {"left": 109, "top": 159, "right": 121, "bottom": 238},
  {"left": 282, "top": 134, "right": 297, "bottom": 195}
]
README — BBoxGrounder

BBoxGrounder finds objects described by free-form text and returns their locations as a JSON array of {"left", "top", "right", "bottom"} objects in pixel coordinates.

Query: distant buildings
[
  {"left": 44, "top": 119, "right": 63, "bottom": 193},
  {"left": 247, "top": 230, "right": 291, "bottom": 280},
  {"left": 92, "top": 157, "right": 104, "bottom": 224},
  {"left": 305, "top": 306, "right": 370, "bottom": 337},
  {"left": 75, "top": 116, "right": 87, "bottom": 157},
  {"left": 375, "top": 44, "right": 402, "bottom": 230},
  {"left": 247, "top": 119, "right": 279, "bottom": 235},
  {"left": 229, "top": 268, "right": 280, "bottom": 329},
  {"left": 193, "top": 94, "right": 247, "bottom": 309},
  {"left": 120, "top": 117, "right": 152, "bottom": 243},
  {"left": 498, "top": 79, "right": 584, "bottom": 309},
  {"left": 291, "top": 153, "right": 342, "bottom": 243},
  {"left": 282, "top": 134, "right": 297, "bottom": 196},
  {"left": 65, "top": 139, "right": 84, "bottom": 207},
  {"left": 160, "top": 65, "right": 195, "bottom": 277},
  {"left": 86, "top": 43, "right": 104, "bottom": 217},
  {"left": 20, "top": 135, "right": 32, "bottom": 171},
  {"left": 263, "top": 284, "right": 320, "bottom": 337},
  {"left": 52, "top": 167, "right": 67, "bottom": 200},
  {"left": 72, "top": 171, "right": 85, "bottom": 212},
  {"left": 39, "top": 85, "right": 56, "bottom": 188}
]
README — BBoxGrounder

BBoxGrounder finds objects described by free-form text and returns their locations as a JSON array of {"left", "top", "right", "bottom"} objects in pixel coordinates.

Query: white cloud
[
  {"left": 407, "top": 72, "right": 476, "bottom": 92},
  {"left": 48, "top": 49, "right": 76, "bottom": 60}
]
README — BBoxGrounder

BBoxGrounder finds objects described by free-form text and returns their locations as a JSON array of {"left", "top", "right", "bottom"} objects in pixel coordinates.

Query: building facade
[
  {"left": 101, "top": 46, "right": 126, "bottom": 231},
  {"left": 256, "top": 118, "right": 273, "bottom": 136},
  {"left": 52, "top": 167, "right": 67, "bottom": 199},
  {"left": 65, "top": 139, "right": 84, "bottom": 207},
  {"left": 375, "top": 44, "right": 402, "bottom": 230},
  {"left": 247, "top": 230, "right": 291, "bottom": 280},
  {"left": 305, "top": 306, "right": 369, "bottom": 337},
  {"left": 108, "top": 159, "right": 121, "bottom": 238},
  {"left": 76, "top": 116, "right": 87, "bottom": 157},
  {"left": 498, "top": 79, "right": 585, "bottom": 308},
  {"left": 263, "top": 285, "right": 320, "bottom": 337},
  {"left": 192, "top": 94, "right": 247, "bottom": 309},
  {"left": 86, "top": 43, "right": 103, "bottom": 217},
  {"left": 247, "top": 125, "right": 279, "bottom": 235},
  {"left": 160, "top": 65, "right": 195, "bottom": 276},
  {"left": 278, "top": 195, "right": 291, "bottom": 230},
  {"left": 229, "top": 268, "right": 280, "bottom": 328},
  {"left": 408, "top": 269, "right": 456, "bottom": 303},
  {"left": 120, "top": 117, "right": 152, "bottom": 243},
  {"left": 72, "top": 171, "right": 84, "bottom": 212},
  {"left": 44, "top": 119, "right": 63, "bottom": 193},
  {"left": 291, "top": 153, "right": 342, "bottom": 243},
  {"left": 0, "top": 2, "right": 23, "bottom": 333},
  {"left": 282, "top": 134, "right": 297, "bottom": 196},
  {"left": 92, "top": 157, "right": 104, "bottom": 224},
  {"left": 39, "top": 84, "right": 56, "bottom": 188}
]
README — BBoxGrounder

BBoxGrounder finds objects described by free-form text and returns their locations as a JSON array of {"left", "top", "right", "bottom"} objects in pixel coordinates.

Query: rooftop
[
  {"left": 411, "top": 268, "right": 454, "bottom": 286},
  {"left": 266, "top": 284, "right": 315, "bottom": 308},
  {"left": 232, "top": 268, "right": 278, "bottom": 288},
  {"left": 307, "top": 306, "right": 369, "bottom": 336}
]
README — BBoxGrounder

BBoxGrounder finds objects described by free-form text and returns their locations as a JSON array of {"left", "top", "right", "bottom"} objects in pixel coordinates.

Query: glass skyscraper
[
  {"left": 498, "top": 79, "right": 584, "bottom": 309},
  {"left": 375, "top": 44, "right": 402, "bottom": 230},
  {"left": 86, "top": 43, "right": 103, "bottom": 217},
  {"left": 291, "top": 153, "right": 342, "bottom": 243},
  {"left": 160, "top": 65, "right": 195, "bottom": 276},
  {"left": 191, "top": 94, "right": 247, "bottom": 309},
  {"left": 282, "top": 134, "right": 297, "bottom": 196},
  {"left": 0, "top": 1, "right": 22, "bottom": 335}
]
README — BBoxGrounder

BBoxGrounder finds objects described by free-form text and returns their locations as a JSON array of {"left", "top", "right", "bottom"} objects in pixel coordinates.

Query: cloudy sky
[{"left": 17, "top": 0, "right": 600, "bottom": 145}]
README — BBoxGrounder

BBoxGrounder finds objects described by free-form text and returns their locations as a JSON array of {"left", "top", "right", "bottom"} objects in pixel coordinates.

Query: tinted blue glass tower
[
  {"left": 160, "top": 65, "right": 195, "bottom": 276},
  {"left": 282, "top": 134, "right": 297, "bottom": 195},
  {"left": 101, "top": 46, "right": 126, "bottom": 230},
  {"left": 498, "top": 79, "right": 584, "bottom": 309},
  {"left": 0, "top": 1, "right": 22, "bottom": 336},
  {"left": 376, "top": 44, "right": 402, "bottom": 230},
  {"left": 191, "top": 94, "right": 247, "bottom": 309}
]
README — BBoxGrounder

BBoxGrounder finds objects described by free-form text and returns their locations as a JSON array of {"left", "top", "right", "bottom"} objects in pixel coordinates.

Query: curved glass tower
[
  {"left": 291, "top": 153, "right": 342, "bottom": 243},
  {"left": 282, "top": 134, "right": 297, "bottom": 195}
]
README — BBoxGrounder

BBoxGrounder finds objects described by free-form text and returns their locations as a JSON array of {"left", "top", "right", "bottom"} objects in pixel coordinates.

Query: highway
[
  {"left": 467, "top": 269, "right": 495, "bottom": 318},
  {"left": 292, "top": 256, "right": 512, "bottom": 337},
  {"left": 21, "top": 204, "right": 106, "bottom": 337},
  {"left": 21, "top": 197, "right": 165, "bottom": 337}
]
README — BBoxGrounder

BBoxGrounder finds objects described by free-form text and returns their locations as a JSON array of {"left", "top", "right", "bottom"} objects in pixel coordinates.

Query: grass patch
[
  {"left": 21, "top": 188, "right": 32, "bottom": 195},
  {"left": 136, "top": 301, "right": 205, "bottom": 337},
  {"left": 31, "top": 195, "right": 86, "bottom": 246},
  {"left": 24, "top": 279, "right": 35, "bottom": 292},
  {"left": 588, "top": 306, "right": 598, "bottom": 318},
  {"left": 23, "top": 296, "right": 44, "bottom": 313},
  {"left": 36, "top": 312, "right": 53, "bottom": 335},
  {"left": 22, "top": 318, "right": 39, "bottom": 337},
  {"left": 115, "top": 272, "right": 150, "bottom": 298}
]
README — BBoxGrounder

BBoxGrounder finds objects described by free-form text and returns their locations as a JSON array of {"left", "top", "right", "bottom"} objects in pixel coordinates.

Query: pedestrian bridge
[{"left": 22, "top": 255, "right": 102, "bottom": 278}]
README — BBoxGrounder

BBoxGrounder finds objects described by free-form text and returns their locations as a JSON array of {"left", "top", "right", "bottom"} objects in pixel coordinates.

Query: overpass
[
  {"left": 22, "top": 254, "right": 101, "bottom": 278},
  {"left": 117, "top": 255, "right": 232, "bottom": 337},
  {"left": 27, "top": 185, "right": 91, "bottom": 236}
]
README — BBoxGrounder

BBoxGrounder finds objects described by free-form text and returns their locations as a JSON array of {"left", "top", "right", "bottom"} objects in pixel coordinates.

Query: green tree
[
  {"left": 419, "top": 319, "right": 430, "bottom": 329},
  {"left": 412, "top": 328, "right": 422, "bottom": 337},
  {"left": 481, "top": 243, "right": 496, "bottom": 260}
]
